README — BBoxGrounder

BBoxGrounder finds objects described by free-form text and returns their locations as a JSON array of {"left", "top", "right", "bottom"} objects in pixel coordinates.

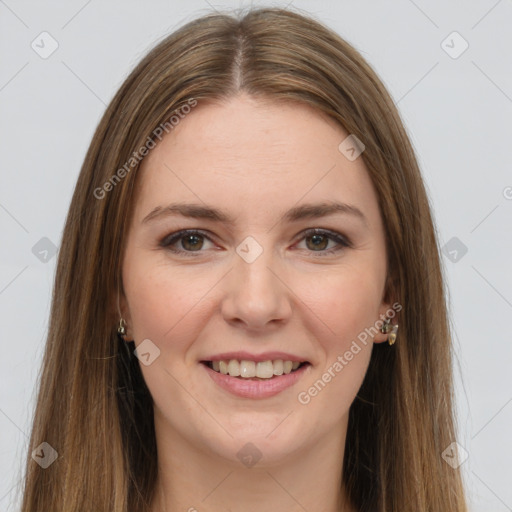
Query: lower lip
[{"left": 201, "top": 362, "right": 311, "bottom": 399}]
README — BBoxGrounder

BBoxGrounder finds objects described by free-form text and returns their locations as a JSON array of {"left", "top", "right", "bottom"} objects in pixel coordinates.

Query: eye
[
  {"left": 294, "top": 228, "right": 351, "bottom": 256},
  {"left": 160, "top": 230, "right": 216, "bottom": 255},
  {"left": 159, "top": 228, "right": 351, "bottom": 257}
]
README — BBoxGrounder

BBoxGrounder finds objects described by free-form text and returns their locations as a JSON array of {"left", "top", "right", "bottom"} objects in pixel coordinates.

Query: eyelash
[{"left": 159, "top": 228, "right": 351, "bottom": 257}]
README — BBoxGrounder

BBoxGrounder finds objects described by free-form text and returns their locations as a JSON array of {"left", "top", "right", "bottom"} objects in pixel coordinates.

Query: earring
[
  {"left": 381, "top": 318, "right": 399, "bottom": 345},
  {"left": 117, "top": 317, "right": 127, "bottom": 337}
]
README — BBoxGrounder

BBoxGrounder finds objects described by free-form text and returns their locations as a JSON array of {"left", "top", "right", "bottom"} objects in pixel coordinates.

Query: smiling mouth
[{"left": 201, "top": 359, "right": 310, "bottom": 380}]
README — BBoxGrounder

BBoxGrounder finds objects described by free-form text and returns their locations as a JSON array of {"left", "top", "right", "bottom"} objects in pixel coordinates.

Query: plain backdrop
[{"left": 1, "top": 1, "right": 511, "bottom": 510}]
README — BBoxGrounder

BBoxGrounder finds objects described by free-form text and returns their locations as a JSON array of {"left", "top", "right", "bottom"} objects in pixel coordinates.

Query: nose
[{"left": 220, "top": 245, "right": 293, "bottom": 332}]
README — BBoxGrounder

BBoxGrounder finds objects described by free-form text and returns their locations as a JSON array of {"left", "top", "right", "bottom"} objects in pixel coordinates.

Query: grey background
[{"left": 1, "top": 0, "right": 511, "bottom": 510}]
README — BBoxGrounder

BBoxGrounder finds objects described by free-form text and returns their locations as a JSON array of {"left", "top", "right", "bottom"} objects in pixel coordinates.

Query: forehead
[{"left": 133, "top": 94, "right": 381, "bottom": 230}]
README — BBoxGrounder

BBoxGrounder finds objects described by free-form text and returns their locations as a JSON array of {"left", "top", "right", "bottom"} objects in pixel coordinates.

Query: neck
[{"left": 150, "top": 412, "right": 355, "bottom": 512}]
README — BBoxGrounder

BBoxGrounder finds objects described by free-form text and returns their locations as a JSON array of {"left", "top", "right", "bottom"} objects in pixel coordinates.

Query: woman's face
[{"left": 120, "top": 93, "right": 391, "bottom": 465}]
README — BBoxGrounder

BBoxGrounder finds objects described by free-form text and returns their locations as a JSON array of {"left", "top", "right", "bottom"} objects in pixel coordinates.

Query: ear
[
  {"left": 115, "top": 284, "right": 134, "bottom": 342},
  {"left": 373, "top": 275, "right": 400, "bottom": 344},
  {"left": 373, "top": 302, "right": 393, "bottom": 344}
]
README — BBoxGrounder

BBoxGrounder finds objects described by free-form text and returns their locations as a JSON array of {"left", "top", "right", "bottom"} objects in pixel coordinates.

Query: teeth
[
  {"left": 219, "top": 361, "right": 228, "bottom": 375},
  {"left": 240, "top": 360, "right": 256, "bottom": 378},
  {"left": 273, "top": 359, "right": 284, "bottom": 375},
  {"left": 227, "top": 359, "right": 241, "bottom": 377},
  {"left": 256, "top": 361, "right": 273, "bottom": 379},
  {"left": 208, "top": 359, "right": 304, "bottom": 379}
]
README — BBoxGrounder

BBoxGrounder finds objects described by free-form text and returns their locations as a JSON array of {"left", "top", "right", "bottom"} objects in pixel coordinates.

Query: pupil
[
  {"left": 183, "top": 234, "right": 202, "bottom": 250},
  {"left": 308, "top": 234, "right": 327, "bottom": 250}
]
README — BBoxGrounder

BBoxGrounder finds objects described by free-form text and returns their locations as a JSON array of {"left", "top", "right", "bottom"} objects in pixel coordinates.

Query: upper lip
[{"left": 201, "top": 351, "right": 309, "bottom": 363}]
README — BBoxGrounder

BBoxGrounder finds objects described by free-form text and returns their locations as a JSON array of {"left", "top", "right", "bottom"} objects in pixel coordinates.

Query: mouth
[
  {"left": 200, "top": 359, "right": 311, "bottom": 380},
  {"left": 200, "top": 358, "right": 312, "bottom": 399}
]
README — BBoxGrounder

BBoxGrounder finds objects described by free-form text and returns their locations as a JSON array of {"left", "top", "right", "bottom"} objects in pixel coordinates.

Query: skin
[{"left": 120, "top": 93, "right": 394, "bottom": 512}]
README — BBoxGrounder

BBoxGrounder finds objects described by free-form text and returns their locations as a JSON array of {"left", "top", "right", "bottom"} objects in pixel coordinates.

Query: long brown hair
[{"left": 19, "top": 6, "right": 468, "bottom": 511}]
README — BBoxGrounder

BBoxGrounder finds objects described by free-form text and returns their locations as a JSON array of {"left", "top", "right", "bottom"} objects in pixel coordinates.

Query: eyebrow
[{"left": 141, "top": 201, "right": 368, "bottom": 227}]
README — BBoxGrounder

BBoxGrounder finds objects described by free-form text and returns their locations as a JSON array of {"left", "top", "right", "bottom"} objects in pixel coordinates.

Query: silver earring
[
  {"left": 117, "top": 318, "right": 126, "bottom": 336},
  {"left": 381, "top": 318, "right": 399, "bottom": 345}
]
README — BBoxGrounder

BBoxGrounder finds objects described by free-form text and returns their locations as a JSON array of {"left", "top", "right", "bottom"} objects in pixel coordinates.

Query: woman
[{"left": 19, "top": 6, "right": 469, "bottom": 512}]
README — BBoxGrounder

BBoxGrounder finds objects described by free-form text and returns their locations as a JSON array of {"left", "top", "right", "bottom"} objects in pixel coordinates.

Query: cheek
[
  {"left": 297, "top": 274, "right": 376, "bottom": 415},
  {"left": 297, "top": 264, "right": 384, "bottom": 348},
  {"left": 123, "top": 259, "right": 217, "bottom": 353}
]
